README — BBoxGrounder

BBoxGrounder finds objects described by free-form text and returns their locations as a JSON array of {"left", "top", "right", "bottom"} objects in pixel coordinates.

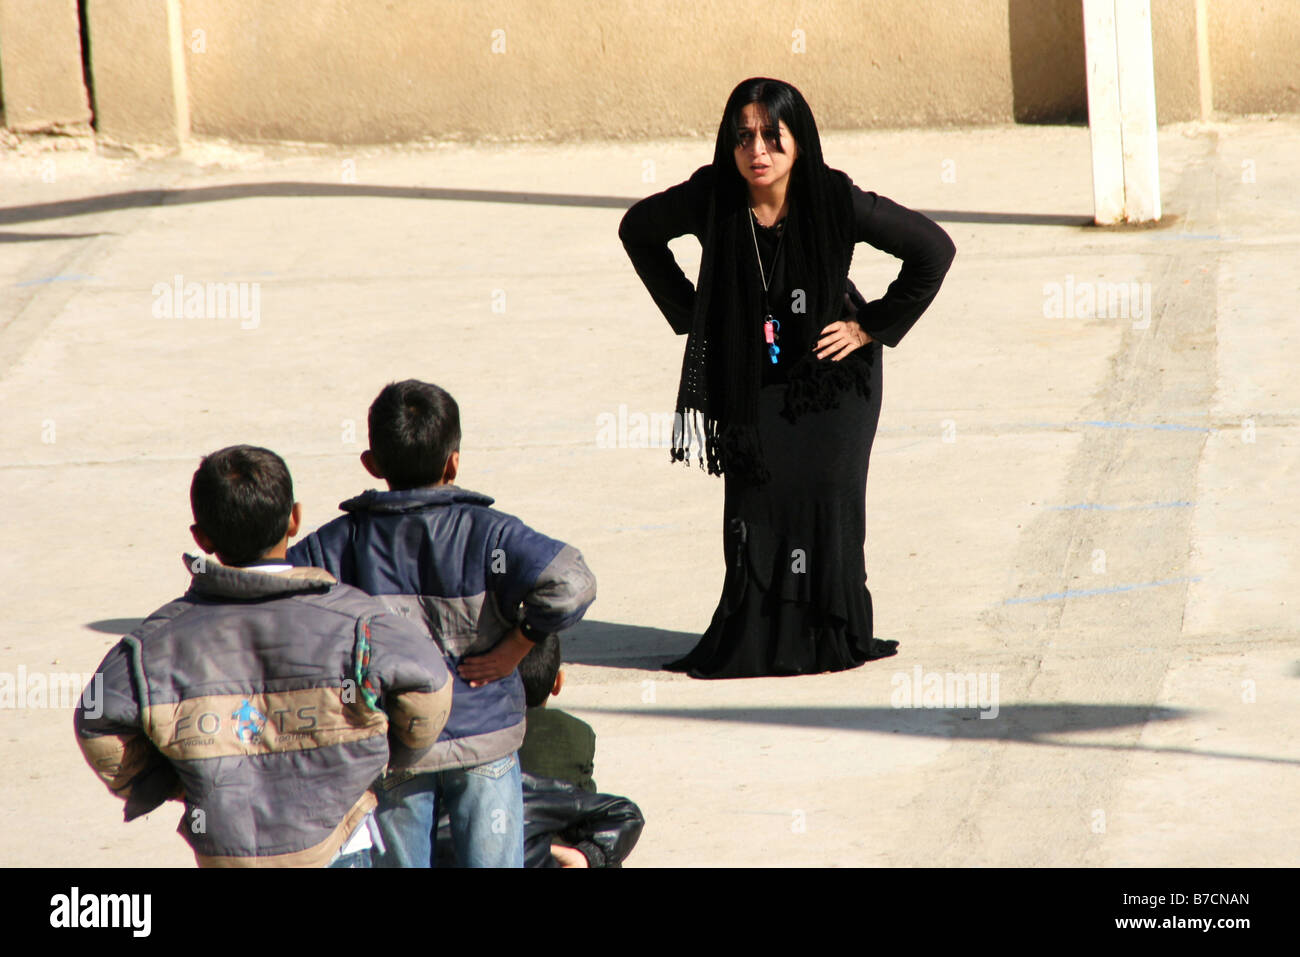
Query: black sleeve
[
  {"left": 558, "top": 792, "right": 646, "bottom": 868},
  {"left": 617, "top": 167, "right": 710, "bottom": 336},
  {"left": 522, "top": 775, "right": 646, "bottom": 868},
  {"left": 849, "top": 186, "right": 956, "bottom": 347}
]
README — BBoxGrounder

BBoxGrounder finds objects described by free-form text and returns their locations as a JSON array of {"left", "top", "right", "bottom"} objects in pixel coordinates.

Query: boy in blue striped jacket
[{"left": 288, "top": 380, "right": 597, "bottom": 867}]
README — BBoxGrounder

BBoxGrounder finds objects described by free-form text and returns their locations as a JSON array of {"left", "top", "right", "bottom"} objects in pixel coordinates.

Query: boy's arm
[
  {"left": 520, "top": 544, "right": 598, "bottom": 636},
  {"left": 361, "top": 612, "right": 454, "bottom": 759},
  {"left": 74, "top": 640, "right": 178, "bottom": 820},
  {"left": 556, "top": 791, "right": 646, "bottom": 868},
  {"left": 495, "top": 520, "right": 597, "bottom": 635},
  {"left": 459, "top": 521, "right": 597, "bottom": 685}
]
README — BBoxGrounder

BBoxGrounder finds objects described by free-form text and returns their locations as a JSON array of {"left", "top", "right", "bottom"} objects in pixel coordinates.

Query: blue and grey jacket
[
  {"left": 74, "top": 557, "right": 453, "bottom": 867},
  {"left": 287, "top": 484, "right": 597, "bottom": 776}
]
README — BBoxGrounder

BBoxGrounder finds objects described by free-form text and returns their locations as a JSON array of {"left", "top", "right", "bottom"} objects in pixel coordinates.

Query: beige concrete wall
[
  {"left": 1007, "top": 0, "right": 1087, "bottom": 122},
  {"left": 1209, "top": 0, "right": 1300, "bottom": 115},
  {"left": 178, "top": 0, "right": 1018, "bottom": 144},
  {"left": 1151, "top": 0, "right": 1203, "bottom": 123},
  {"left": 83, "top": 0, "right": 187, "bottom": 146},
  {"left": 7, "top": 0, "right": 1299, "bottom": 146},
  {"left": 1007, "top": 0, "right": 1203, "bottom": 125},
  {"left": 0, "top": 0, "right": 91, "bottom": 131},
  {"left": 173, "top": 0, "right": 1300, "bottom": 145}
]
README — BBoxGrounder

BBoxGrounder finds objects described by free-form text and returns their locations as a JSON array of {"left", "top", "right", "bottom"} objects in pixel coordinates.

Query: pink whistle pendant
[{"left": 764, "top": 318, "right": 780, "bottom": 363}]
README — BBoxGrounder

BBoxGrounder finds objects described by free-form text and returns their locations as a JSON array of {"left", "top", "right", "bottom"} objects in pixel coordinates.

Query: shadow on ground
[
  {"left": 84, "top": 618, "right": 145, "bottom": 634},
  {"left": 0, "top": 229, "right": 110, "bottom": 243},
  {"left": 562, "top": 618, "right": 697, "bottom": 670},
  {"left": 81, "top": 616, "right": 1294, "bottom": 766},
  {"left": 83, "top": 616, "right": 697, "bottom": 668},
  {"left": 580, "top": 703, "right": 1298, "bottom": 766},
  {"left": 85, "top": 614, "right": 697, "bottom": 672},
  {"left": 0, "top": 183, "right": 1091, "bottom": 230}
]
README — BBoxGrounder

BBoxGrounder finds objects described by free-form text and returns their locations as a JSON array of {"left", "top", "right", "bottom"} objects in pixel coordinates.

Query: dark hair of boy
[
  {"left": 367, "top": 380, "right": 462, "bottom": 490},
  {"left": 518, "top": 634, "right": 561, "bottom": 708},
  {"left": 189, "top": 445, "right": 294, "bottom": 566}
]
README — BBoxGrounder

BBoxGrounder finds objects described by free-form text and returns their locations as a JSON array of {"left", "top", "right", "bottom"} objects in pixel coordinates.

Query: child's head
[
  {"left": 189, "top": 445, "right": 300, "bottom": 566},
  {"left": 518, "top": 634, "right": 563, "bottom": 708},
  {"left": 362, "top": 380, "right": 461, "bottom": 491}
]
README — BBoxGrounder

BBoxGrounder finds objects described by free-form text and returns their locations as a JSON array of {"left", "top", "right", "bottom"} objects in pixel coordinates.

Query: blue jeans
[
  {"left": 328, "top": 848, "right": 373, "bottom": 868},
  {"left": 373, "top": 753, "right": 524, "bottom": 868}
]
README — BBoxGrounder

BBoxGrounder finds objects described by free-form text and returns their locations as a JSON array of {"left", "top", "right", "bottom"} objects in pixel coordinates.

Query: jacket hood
[
  {"left": 339, "top": 484, "right": 495, "bottom": 514},
  {"left": 182, "top": 554, "right": 337, "bottom": 601}
]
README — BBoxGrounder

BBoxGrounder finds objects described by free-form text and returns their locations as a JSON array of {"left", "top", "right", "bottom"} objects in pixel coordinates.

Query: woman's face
[{"left": 733, "top": 102, "right": 799, "bottom": 193}]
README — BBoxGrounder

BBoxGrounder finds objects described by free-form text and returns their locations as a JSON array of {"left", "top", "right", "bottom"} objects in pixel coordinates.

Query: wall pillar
[
  {"left": 0, "top": 0, "right": 92, "bottom": 131},
  {"left": 83, "top": 0, "right": 189, "bottom": 147}
]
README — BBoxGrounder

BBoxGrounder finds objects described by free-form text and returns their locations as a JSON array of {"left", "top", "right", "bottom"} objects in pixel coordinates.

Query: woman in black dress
[{"left": 618, "top": 77, "right": 955, "bottom": 679}]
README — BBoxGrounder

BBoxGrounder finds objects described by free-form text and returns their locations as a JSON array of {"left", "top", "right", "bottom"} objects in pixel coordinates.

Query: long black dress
[{"left": 620, "top": 178, "right": 955, "bottom": 678}]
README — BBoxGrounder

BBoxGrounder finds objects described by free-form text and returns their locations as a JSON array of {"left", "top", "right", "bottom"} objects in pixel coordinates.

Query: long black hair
[
  {"left": 673, "top": 77, "right": 858, "bottom": 481},
  {"left": 710, "top": 78, "right": 852, "bottom": 331}
]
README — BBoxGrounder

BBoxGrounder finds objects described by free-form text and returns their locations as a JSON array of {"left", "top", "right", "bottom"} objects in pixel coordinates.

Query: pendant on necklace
[{"left": 764, "top": 317, "right": 780, "bottom": 364}]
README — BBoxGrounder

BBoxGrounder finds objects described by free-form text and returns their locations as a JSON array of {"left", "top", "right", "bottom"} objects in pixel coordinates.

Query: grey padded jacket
[{"left": 74, "top": 557, "right": 453, "bottom": 867}]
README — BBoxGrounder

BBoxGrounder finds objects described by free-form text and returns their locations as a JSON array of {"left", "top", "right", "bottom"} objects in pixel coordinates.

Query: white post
[
  {"left": 1083, "top": 0, "right": 1125, "bottom": 224},
  {"left": 1082, "top": 0, "right": 1161, "bottom": 224}
]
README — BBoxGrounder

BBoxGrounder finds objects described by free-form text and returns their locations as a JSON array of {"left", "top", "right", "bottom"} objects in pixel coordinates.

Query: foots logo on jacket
[{"left": 231, "top": 699, "right": 267, "bottom": 743}]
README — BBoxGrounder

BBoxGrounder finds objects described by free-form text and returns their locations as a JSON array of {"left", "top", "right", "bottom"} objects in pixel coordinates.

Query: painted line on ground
[{"left": 1003, "top": 575, "right": 1202, "bottom": 605}]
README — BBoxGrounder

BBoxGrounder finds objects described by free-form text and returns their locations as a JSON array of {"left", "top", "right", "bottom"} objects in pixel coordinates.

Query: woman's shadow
[
  {"left": 87, "top": 616, "right": 693, "bottom": 671},
  {"left": 556, "top": 619, "right": 696, "bottom": 671}
]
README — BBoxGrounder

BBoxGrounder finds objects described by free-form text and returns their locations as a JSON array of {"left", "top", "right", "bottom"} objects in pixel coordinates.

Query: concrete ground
[{"left": 1, "top": 118, "right": 1295, "bottom": 867}]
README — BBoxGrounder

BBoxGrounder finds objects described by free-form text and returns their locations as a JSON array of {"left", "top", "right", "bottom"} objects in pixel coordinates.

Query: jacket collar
[
  {"left": 183, "top": 553, "right": 337, "bottom": 600},
  {"left": 339, "top": 484, "right": 495, "bottom": 514}
]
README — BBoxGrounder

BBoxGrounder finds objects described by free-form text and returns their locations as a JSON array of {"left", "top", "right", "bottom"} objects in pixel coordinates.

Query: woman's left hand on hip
[{"left": 816, "top": 319, "right": 873, "bottom": 360}]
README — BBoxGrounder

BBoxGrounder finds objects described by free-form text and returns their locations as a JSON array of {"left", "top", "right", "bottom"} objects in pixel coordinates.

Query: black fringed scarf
[{"left": 671, "top": 161, "right": 862, "bottom": 483}]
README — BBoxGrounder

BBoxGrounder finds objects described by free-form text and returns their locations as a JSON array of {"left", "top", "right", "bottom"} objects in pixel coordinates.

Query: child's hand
[
  {"left": 550, "top": 844, "right": 590, "bottom": 868},
  {"left": 458, "top": 627, "right": 534, "bottom": 688}
]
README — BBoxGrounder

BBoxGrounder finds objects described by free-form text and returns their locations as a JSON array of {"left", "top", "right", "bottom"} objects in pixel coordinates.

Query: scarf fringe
[
  {"left": 779, "top": 346, "right": 875, "bottom": 425},
  {"left": 670, "top": 407, "right": 709, "bottom": 470},
  {"left": 671, "top": 408, "right": 771, "bottom": 484}
]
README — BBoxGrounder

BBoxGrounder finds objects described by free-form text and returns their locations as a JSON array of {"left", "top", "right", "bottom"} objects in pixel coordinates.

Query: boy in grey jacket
[{"left": 75, "top": 445, "right": 452, "bottom": 867}]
